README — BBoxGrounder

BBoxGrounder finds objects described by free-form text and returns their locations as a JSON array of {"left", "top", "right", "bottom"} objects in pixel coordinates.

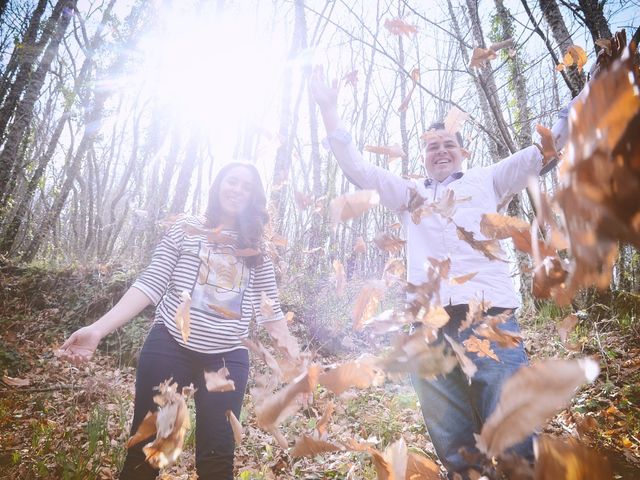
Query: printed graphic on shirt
[{"left": 191, "top": 244, "right": 250, "bottom": 320}]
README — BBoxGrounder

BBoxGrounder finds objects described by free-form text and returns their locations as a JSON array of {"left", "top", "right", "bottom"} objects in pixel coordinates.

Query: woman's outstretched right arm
[{"left": 57, "top": 287, "right": 153, "bottom": 364}]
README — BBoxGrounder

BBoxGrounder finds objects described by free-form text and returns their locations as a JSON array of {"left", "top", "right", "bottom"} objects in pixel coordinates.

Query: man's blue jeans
[
  {"left": 120, "top": 322, "right": 249, "bottom": 479},
  {"left": 411, "top": 305, "right": 534, "bottom": 479}
]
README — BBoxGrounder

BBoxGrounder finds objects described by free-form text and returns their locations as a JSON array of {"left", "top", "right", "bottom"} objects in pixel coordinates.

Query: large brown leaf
[
  {"left": 352, "top": 281, "right": 386, "bottom": 330},
  {"left": 476, "top": 358, "right": 599, "bottom": 457},
  {"left": 318, "top": 357, "right": 383, "bottom": 395},
  {"left": 534, "top": 435, "right": 612, "bottom": 479},
  {"left": 330, "top": 190, "right": 380, "bottom": 226}
]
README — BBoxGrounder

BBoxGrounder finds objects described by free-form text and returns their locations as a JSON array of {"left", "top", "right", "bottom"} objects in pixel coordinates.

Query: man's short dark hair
[{"left": 426, "top": 122, "right": 464, "bottom": 147}]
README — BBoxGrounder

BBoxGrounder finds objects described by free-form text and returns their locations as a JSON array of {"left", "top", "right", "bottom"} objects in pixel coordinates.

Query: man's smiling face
[{"left": 422, "top": 130, "right": 467, "bottom": 182}]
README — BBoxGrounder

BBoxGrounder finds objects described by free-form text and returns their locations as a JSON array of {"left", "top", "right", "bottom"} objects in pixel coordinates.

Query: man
[{"left": 311, "top": 66, "right": 575, "bottom": 478}]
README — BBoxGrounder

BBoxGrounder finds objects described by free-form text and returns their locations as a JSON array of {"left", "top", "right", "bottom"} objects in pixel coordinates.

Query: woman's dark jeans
[{"left": 120, "top": 322, "right": 249, "bottom": 479}]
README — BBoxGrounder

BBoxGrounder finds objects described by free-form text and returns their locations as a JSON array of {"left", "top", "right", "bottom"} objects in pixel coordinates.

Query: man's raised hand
[{"left": 310, "top": 65, "right": 339, "bottom": 112}]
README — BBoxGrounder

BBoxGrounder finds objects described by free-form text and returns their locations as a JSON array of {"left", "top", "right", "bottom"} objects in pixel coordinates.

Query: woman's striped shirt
[{"left": 132, "top": 216, "right": 284, "bottom": 353}]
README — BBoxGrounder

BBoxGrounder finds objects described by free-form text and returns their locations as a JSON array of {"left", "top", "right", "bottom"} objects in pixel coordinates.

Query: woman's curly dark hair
[{"left": 205, "top": 162, "right": 269, "bottom": 267}]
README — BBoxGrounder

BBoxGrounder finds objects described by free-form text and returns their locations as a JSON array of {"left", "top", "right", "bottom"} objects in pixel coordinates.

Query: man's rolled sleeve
[{"left": 328, "top": 132, "right": 410, "bottom": 212}]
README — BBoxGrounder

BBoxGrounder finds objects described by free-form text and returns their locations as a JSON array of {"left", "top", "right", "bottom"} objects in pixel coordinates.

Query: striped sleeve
[
  {"left": 251, "top": 256, "right": 285, "bottom": 324},
  {"left": 132, "top": 223, "right": 184, "bottom": 305}
]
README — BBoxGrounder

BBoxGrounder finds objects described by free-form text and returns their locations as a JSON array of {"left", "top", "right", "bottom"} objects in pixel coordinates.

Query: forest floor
[{"left": 0, "top": 262, "right": 639, "bottom": 479}]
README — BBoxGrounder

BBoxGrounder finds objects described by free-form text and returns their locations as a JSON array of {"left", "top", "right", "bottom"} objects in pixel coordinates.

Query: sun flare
[{"left": 133, "top": 3, "right": 286, "bottom": 150}]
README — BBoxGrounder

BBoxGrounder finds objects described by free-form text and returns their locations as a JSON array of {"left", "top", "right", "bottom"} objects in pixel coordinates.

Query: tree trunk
[
  {"left": 0, "top": 0, "right": 76, "bottom": 206},
  {"left": 538, "top": 0, "right": 585, "bottom": 92},
  {"left": 576, "top": 0, "right": 612, "bottom": 49},
  {"left": 0, "top": 0, "right": 49, "bottom": 138}
]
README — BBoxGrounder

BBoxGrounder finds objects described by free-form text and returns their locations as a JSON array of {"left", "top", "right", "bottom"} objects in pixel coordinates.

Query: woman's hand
[
  {"left": 310, "top": 65, "right": 339, "bottom": 113},
  {"left": 56, "top": 324, "right": 104, "bottom": 365}
]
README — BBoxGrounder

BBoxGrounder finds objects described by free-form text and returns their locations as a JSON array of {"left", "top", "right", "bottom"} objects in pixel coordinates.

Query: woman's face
[{"left": 218, "top": 165, "right": 254, "bottom": 220}]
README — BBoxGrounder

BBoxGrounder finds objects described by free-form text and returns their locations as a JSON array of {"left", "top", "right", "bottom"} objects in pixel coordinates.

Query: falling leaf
[
  {"left": 534, "top": 435, "right": 612, "bottom": 479},
  {"left": 126, "top": 411, "right": 158, "bottom": 448},
  {"left": 330, "top": 190, "right": 380, "bottom": 226},
  {"left": 567, "top": 45, "right": 588, "bottom": 72},
  {"left": 364, "top": 143, "right": 407, "bottom": 160},
  {"left": 474, "top": 315, "right": 522, "bottom": 349},
  {"left": 291, "top": 435, "right": 343, "bottom": 457},
  {"left": 532, "top": 255, "right": 569, "bottom": 301},
  {"left": 383, "top": 258, "right": 406, "bottom": 285},
  {"left": 449, "top": 271, "right": 478, "bottom": 285},
  {"left": 384, "top": 17, "right": 418, "bottom": 36},
  {"left": 318, "top": 357, "right": 383, "bottom": 395},
  {"left": 269, "top": 232, "right": 288, "bottom": 247},
  {"left": 333, "top": 259, "right": 346, "bottom": 296},
  {"left": 469, "top": 47, "right": 498, "bottom": 68},
  {"left": 476, "top": 358, "right": 600, "bottom": 457},
  {"left": 463, "top": 336, "right": 499, "bottom": 362},
  {"left": 242, "top": 338, "right": 283, "bottom": 378},
  {"left": 342, "top": 69, "right": 358, "bottom": 86},
  {"left": 382, "top": 334, "right": 458, "bottom": 380},
  {"left": 315, "top": 402, "right": 334, "bottom": 439},
  {"left": 469, "top": 38, "right": 515, "bottom": 68},
  {"left": 255, "top": 366, "right": 320, "bottom": 436},
  {"left": 445, "top": 333, "right": 478, "bottom": 381},
  {"left": 174, "top": 290, "right": 191, "bottom": 343},
  {"left": 480, "top": 213, "right": 557, "bottom": 258},
  {"left": 406, "top": 452, "right": 441, "bottom": 479},
  {"left": 354, "top": 236, "right": 367, "bottom": 254},
  {"left": 226, "top": 410, "right": 243, "bottom": 444},
  {"left": 204, "top": 367, "right": 236, "bottom": 392},
  {"left": 374, "top": 232, "right": 406, "bottom": 253},
  {"left": 535, "top": 124, "right": 559, "bottom": 169},
  {"left": 459, "top": 299, "right": 490, "bottom": 332},
  {"left": 352, "top": 281, "right": 385, "bottom": 330},
  {"left": 443, "top": 106, "right": 469, "bottom": 135},
  {"left": 303, "top": 246, "right": 324, "bottom": 255},
  {"left": 456, "top": 226, "right": 506, "bottom": 262},
  {"left": 263, "top": 318, "right": 300, "bottom": 360},
  {"left": 260, "top": 291, "right": 276, "bottom": 319},
  {"left": 129, "top": 380, "right": 194, "bottom": 469},
  {"left": 2, "top": 375, "right": 30, "bottom": 387},
  {"left": 556, "top": 314, "right": 579, "bottom": 343},
  {"left": 398, "top": 68, "right": 420, "bottom": 112},
  {"left": 417, "top": 306, "right": 450, "bottom": 329}
]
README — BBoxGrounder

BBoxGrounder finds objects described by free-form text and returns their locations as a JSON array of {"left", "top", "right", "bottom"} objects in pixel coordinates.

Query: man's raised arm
[{"left": 310, "top": 66, "right": 410, "bottom": 212}]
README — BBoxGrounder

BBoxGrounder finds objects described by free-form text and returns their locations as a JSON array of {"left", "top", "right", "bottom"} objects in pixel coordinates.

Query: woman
[{"left": 58, "top": 162, "right": 295, "bottom": 479}]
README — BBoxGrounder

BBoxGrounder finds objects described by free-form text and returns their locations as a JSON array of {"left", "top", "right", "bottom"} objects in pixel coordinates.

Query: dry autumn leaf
[
  {"left": 382, "top": 333, "right": 458, "bottom": 380},
  {"left": 291, "top": 435, "right": 343, "bottom": 458},
  {"left": 330, "top": 190, "right": 380, "bottom": 226},
  {"left": 456, "top": 225, "right": 506, "bottom": 262},
  {"left": 449, "top": 271, "right": 478, "bottom": 285},
  {"left": 354, "top": 236, "right": 367, "bottom": 253},
  {"left": 204, "top": 366, "right": 236, "bottom": 392},
  {"left": 333, "top": 259, "right": 346, "bottom": 296},
  {"left": 443, "top": 106, "right": 469, "bottom": 135},
  {"left": 315, "top": 401, "right": 334, "bottom": 439},
  {"left": 469, "top": 38, "right": 515, "bottom": 68},
  {"left": 255, "top": 366, "right": 320, "bottom": 436},
  {"left": 242, "top": 338, "right": 283, "bottom": 378},
  {"left": 556, "top": 314, "right": 579, "bottom": 343},
  {"left": 474, "top": 316, "right": 522, "bottom": 349},
  {"left": 342, "top": 69, "right": 358, "bottom": 86},
  {"left": 384, "top": 17, "right": 418, "bottom": 36},
  {"left": 260, "top": 291, "right": 276, "bottom": 319},
  {"left": 318, "top": 357, "right": 383, "bottom": 395},
  {"left": 476, "top": 357, "right": 599, "bottom": 457},
  {"left": 127, "top": 380, "right": 193, "bottom": 469},
  {"left": 226, "top": 410, "right": 243, "bottom": 445},
  {"left": 364, "top": 143, "right": 407, "bottom": 160},
  {"left": 534, "top": 435, "right": 612, "bottom": 479},
  {"left": 445, "top": 333, "right": 478, "bottom": 381},
  {"left": 352, "top": 281, "right": 386, "bottom": 330},
  {"left": 374, "top": 231, "right": 406, "bottom": 253},
  {"left": 2, "top": 375, "right": 30, "bottom": 387},
  {"left": 398, "top": 68, "right": 420, "bottom": 113},
  {"left": 174, "top": 290, "right": 191, "bottom": 343},
  {"left": 463, "top": 335, "right": 499, "bottom": 362}
]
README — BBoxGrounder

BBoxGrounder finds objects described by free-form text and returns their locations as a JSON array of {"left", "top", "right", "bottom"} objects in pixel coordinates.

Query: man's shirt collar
[{"left": 424, "top": 171, "right": 464, "bottom": 187}]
